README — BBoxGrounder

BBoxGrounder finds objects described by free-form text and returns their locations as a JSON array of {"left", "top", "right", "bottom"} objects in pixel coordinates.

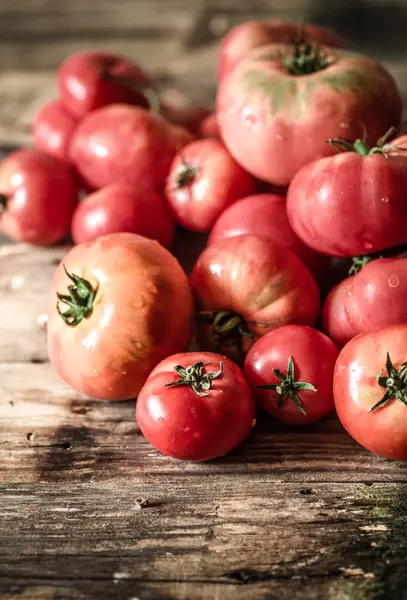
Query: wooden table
[{"left": 1, "top": 2, "right": 407, "bottom": 599}]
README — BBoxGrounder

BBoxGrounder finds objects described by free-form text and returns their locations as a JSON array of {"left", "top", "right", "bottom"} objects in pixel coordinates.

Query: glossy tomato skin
[
  {"left": 208, "top": 193, "right": 329, "bottom": 279},
  {"left": 245, "top": 325, "right": 338, "bottom": 425},
  {"left": 190, "top": 235, "right": 320, "bottom": 358},
  {"left": 287, "top": 153, "right": 407, "bottom": 257},
  {"left": 72, "top": 182, "right": 175, "bottom": 247},
  {"left": 334, "top": 324, "right": 407, "bottom": 460},
  {"left": 323, "top": 258, "right": 407, "bottom": 348},
  {"left": 217, "top": 44, "right": 401, "bottom": 186},
  {"left": 48, "top": 233, "right": 193, "bottom": 400},
  {"left": 33, "top": 99, "right": 79, "bottom": 163},
  {"left": 70, "top": 104, "right": 194, "bottom": 191},
  {"left": 217, "top": 20, "right": 346, "bottom": 81},
  {"left": 165, "top": 139, "right": 255, "bottom": 232},
  {"left": 136, "top": 352, "right": 256, "bottom": 461},
  {"left": 58, "top": 50, "right": 152, "bottom": 118},
  {"left": 0, "top": 149, "right": 78, "bottom": 245}
]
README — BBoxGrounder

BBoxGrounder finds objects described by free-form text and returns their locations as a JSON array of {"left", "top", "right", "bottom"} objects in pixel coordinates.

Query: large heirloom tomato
[
  {"left": 208, "top": 193, "right": 329, "bottom": 279},
  {"left": 245, "top": 325, "right": 338, "bottom": 426},
  {"left": 334, "top": 324, "right": 407, "bottom": 460},
  {"left": 217, "top": 43, "right": 401, "bottom": 186},
  {"left": 48, "top": 233, "right": 193, "bottom": 400},
  {"left": 190, "top": 234, "right": 320, "bottom": 362},
  {"left": 217, "top": 20, "right": 346, "bottom": 81},
  {"left": 287, "top": 137, "right": 407, "bottom": 256},
  {"left": 323, "top": 257, "right": 407, "bottom": 348},
  {"left": 136, "top": 352, "right": 256, "bottom": 461}
]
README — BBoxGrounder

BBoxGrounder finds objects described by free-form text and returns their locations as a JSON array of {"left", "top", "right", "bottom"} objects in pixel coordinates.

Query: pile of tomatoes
[{"left": 3, "top": 19, "right": 407, "bottom": 462}]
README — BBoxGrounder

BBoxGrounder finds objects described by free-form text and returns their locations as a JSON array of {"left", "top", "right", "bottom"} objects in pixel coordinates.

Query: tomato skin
[
  {"left": 287, "top": 153, "right": 407, "bottom": 257},
  {"left": 70, "top": 104, "right": 193, "bottom": 191},
  {"left": 323, "top": 258, "right": 407, "bottom": 348},
  {"left": 165, "top": 139, "right": 255, "bottom": 232},
  {"left": 199, "top": 113, "right": 221, "bottom": 139},
  {"left": 0, "top": 149, "right": 78, "bottom": 245},
  {"left": 58, "top": 50, "right": 152, "bottom": 118},
  {"left": 190, "top": 235, "right": 320, "bottom": 358},
  {"left": 333, "top": 324, "right": 407, "bottom": 460},
  {"left": 72, "top": 182, "right": 175, "bottom": 247},
  {"left": 217, "top": 20, "right": 346, "bottom": 81},
  {"left": 208, "top": 193, "right": 329, "bottom": 279},
  {"left": 164, "top": 104, "right": 212, "bottom": 136},
  {"left": 33, "top": 99, "right": 79, "bottom": 163},
  {"left": 244, "top": 325, "right": 338, "bottom": 425},
  {"left": 47, "top": 233, "right": 193, "bottom": 400},
  {"left": 136, "top": 352, "right": 256, "bottom": 461},
  {"left": 217, "top": 45, "right": 401, "bottom": 186}
]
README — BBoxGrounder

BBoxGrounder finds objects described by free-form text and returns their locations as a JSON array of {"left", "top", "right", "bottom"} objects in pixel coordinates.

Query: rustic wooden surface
[{"left": 1, "top": 1, "right": 407, "bottom": 599}]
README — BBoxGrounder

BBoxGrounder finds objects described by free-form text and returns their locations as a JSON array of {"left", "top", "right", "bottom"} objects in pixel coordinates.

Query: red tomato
[
  {"left": 208, "top": 193, "right": 329, "bottom": 279},
  {"left": 70, "top": 104, "right": 193, "bottom": 191},
  {"left": 136, "top": 352, "right": 256, "bottom": 461},
  {"left": 33, "top": 99, "right": 79, "bottom": 163},
  {"left": 244, "top": 325, "right": 338, "bottom": 425},
  {"left": 0, "top": 149, "right": 78, "bottom": 245},
  {"left": 71, "top": 182, "right": 175, "bottom": 247},
  {"left": 199, "top": 113, "right": 221, "bottom": 139},
  {"left": 58, "top": 50, "right": 152, "bottom": 118},
  {"left": 323, "top": 257, "right": 407, "bottom": 348},
  {"left": 217, "top": 44, "right": 401, "bottom": 186},
  {"left": 334, "top": 324, "right": 407, "bottom": 460},
  {"left": 287, "top": 139, "right": 407, "bottom": 257},
  {"left": 217, "top": 20, "right": 346, "bottom": 81},
  {"left": 190, "top": 234, "right": 320, "bottom": 362},
  {"left": 164, "top": 104, "right": 212, "bottom": 136},
  {"left": 48, "top": 233, "right": 193, "bottom": 400},
  {"left": 165, "top": 139, "right": 255, "bottom": 232}
]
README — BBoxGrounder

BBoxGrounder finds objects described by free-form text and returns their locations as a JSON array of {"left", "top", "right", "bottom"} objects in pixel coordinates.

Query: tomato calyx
[
  {"left": 284, "top": 40, "right": 330, "bottom": 76},
  {"left": 165, "top": 361, "right": 223, "bottom": 397},
  {"left": 258, "top": 356, "right": 316, "bottom": 415},
  {"left": 348, "top": 255, "right": 375, "bottom": 276},
  {"left": 329, "top": 127, "right": 402, "bottom": 157},
  {"left": 172, "top": 160, "right": 198, "bottom": 189},
  {"left": 370, "top": 353, "right": 407, "bottom": 411},
  {"left": 56, "top": 266, "right": 98, "bottom": 327},
  {"left": 200, "top": 310, "right": 254, "bottom": 348},
  {"left": 100, "top": 59, "right": 160, "bottom": 114}
]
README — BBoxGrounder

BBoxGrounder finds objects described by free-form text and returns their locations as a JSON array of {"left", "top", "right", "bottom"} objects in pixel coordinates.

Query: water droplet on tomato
[
  {"left": 146, "top": 280, "right": 158, "bottom": 294},
  {"left": 364, "top": 241, "right": 373, "bottom": 250},
  {"left": 243, "top": 112, "right": 258, "bottom": 129},
  {"left": 388, "top": 275, "right": 399, "bottom": 288},
  {"left": 381, "top": 197, "right": 390, "bottom": 204},
  {"left": 134, "top": 296, "right": 146, "bottom": 308},
  {"left": 347, "top": 291, "right": 352, "bottom": 296},
  {"left": 93, "top": 369, "right": 99, "bottom": 375}
]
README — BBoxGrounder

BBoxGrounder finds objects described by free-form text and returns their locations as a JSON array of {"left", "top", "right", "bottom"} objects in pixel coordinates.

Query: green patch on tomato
[
  {"left": 241, "top": 70, "right": 298, "bottom": 113},
  {"left": 323, "top": 69, "right": 366, "bottom": 95}
]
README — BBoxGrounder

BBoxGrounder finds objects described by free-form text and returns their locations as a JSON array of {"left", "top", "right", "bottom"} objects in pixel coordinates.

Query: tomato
[
  {"left": 189, "top": 234, "right": 320, "bottom": 362},
  {"left": 287, "top": 136, "right": 407, "bottom": 257},
  {"left": 136, "top": 352, "right": 256, "bottom": 461},
  {"left": 165, "top": 139, "right": 255, "bottom": 232},
  {"left": 58, "top": 50, "right": 152, "bottom": 118},
  {"left": 208, "top": 193, "right": 329, "bottom": 279},
  {"left": 199, "top": 113, "right": 220, "bottom": 139},
  {"left": 48, "top": 233, "right": 193, "bottom": 400},
  {"left": 244, "top": 325, "right": 338, "bottom": 425},
  {"left": 33, "top": 99, "right": 79, "bottom": 163},
  {"left": 323, "top": 257, "right": 407, "bottom": 348},
  {"left": 71, "top": 182, "right": 175, "bottom": 247},
  {"left": 0, "top": 149, "right": 78, "bottom": 245},
  {"left": 333, "top": 324, "right": 407, "bottom": 460},
  {"left": 217, "top": 20, "right": 346, "bottom": 81},
  {"left": 164, "top": 104, "right": 212, "bottom": 136},
  {"left": 217, "top": 43, "right": 401, "bottom": 186},
  {"left": 70, "top": 104, "right": 193, "bottom": 191}
]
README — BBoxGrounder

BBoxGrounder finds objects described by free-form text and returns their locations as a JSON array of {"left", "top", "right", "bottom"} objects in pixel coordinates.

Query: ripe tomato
[
  {"left": 208, "top": 193, "right": 329, "bottom": 279},
  {"left": 72, "top": 182, "right": 175, "bottom": 247},
  {"left": 136, "top": 352, "right": 256, "bottom": 461},
  {"left": 165, "top": 139, "right": 255, "bottom": 232},
  {"left": 58, "top": 50, "right": 152, "bottom": 118},
  {"left": 199, "top": 113, "right": 220, "bottom": 139},
  {"left": 190, "top": 234, "right": 320, "bottom": 362},
  {"left": 323, "top": 257, "right": 407, "bottom": 348},
  {"left": 33, "top": 99, "right": 79, "bottom": 163},
  {"left": 334, "top": 324, "right": 407, "bottom": 460},
  {"left": 48, "top": 233, "right": 193, "bottom": 400},
  {"left": 70, "top": 104, "right": 193, "bottom": 191},
  {"left": 217, "top": 43, "right": 401, "bottom": 186},
  {"left": 245, "top": 325, "right": 338, "bottom": 425},
  {"left": 217, "top": 20, "right": 346, "bottom": 81},
  {"left": 0, "top": 149, "right": 78, "bottom": 245},
  {"left": 287, "top": 137, "right": 407, "bottom": 257}
]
